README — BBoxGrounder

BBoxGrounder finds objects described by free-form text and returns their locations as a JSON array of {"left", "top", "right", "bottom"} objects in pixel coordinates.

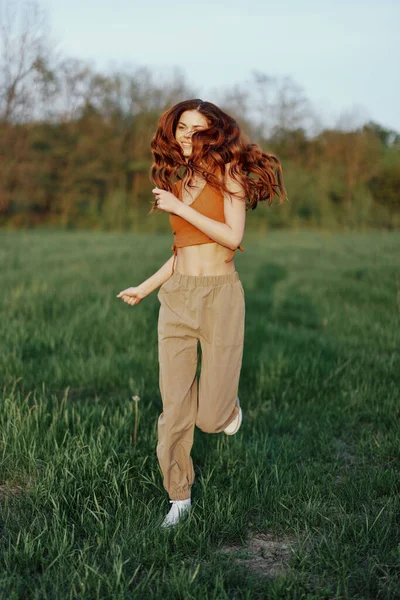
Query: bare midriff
[{"left": 174, "top": 242, "right": 236, "bottom": 276}]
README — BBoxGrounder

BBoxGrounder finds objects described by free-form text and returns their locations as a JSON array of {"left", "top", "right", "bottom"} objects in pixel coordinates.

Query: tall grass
[{"left": 0, "top": 230, "right": 399, "bottom": 599}]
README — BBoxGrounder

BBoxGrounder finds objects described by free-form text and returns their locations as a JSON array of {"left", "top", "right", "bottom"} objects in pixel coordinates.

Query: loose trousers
[{"left": 156, "top": 270, "right": 245, "bottom": 500}]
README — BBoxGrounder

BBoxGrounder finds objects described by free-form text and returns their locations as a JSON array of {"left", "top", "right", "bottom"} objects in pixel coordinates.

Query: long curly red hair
[{"left": 150, "top": 99, "right": 286, "bottom": 211}]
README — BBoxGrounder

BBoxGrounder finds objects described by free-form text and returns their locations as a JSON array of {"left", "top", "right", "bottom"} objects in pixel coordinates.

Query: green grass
[{"left": 0, "top": 230, "right": 399, "bottom": 599}]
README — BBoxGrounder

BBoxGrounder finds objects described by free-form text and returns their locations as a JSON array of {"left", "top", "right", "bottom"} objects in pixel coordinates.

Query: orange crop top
[{"left": 169, "top": 178, "right": 244, "bottom": 273}]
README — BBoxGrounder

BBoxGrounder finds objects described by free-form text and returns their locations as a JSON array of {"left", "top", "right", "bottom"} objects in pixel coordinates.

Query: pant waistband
[{"left": 172, "top": 270, "right": 239, "bottom": 287}]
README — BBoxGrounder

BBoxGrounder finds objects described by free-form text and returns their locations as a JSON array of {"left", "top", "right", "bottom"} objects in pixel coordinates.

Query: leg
[
  {"left": 156, "top": 285, "right": 199, "bottom": 501},
  {"left": 196, "top": 279, "right": 245, "bottom": 434}
]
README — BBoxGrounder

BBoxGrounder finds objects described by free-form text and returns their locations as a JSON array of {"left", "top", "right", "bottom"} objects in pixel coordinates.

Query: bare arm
[
  {"left": 177, "top": 193, "right": 245, "bottom": 250},
  {"left": 138, "top": 255, "right": 174, "bottom": 295},
  {"left": 153, "top": 164, "right": 246, "bottom": 250},
  {"left": 117, "top": 255, "right": 174, "bottom": 306}
]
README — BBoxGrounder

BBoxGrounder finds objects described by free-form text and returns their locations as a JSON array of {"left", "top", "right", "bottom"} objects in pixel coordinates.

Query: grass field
[{"left": 0, "top": 230, "right": 399, "bottom": 599}]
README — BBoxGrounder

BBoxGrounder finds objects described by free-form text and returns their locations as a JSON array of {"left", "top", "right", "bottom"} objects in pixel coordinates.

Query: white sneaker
[
  {"left": 224, "top": 400, "right": 242, "bottom": 435},
  {"left": 161, "top": 498, "right": 191, "bottom": 528}
]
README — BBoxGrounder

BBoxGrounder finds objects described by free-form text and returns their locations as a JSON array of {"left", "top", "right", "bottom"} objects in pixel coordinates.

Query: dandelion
[{"left": 132, "top": 395, "right": 140, "bottom": 446}]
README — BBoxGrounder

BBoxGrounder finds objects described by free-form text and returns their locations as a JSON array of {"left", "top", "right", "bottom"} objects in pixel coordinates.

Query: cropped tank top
[{"left": 169, "top": 178, "right": 244, "bottom": 273}]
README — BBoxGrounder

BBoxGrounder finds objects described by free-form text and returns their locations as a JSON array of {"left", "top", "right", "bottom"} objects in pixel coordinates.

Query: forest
[{"left": 1, "top": 1, "right": 399, "bottom": 231}]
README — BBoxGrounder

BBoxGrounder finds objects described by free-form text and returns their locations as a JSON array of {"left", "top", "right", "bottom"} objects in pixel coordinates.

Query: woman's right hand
[{"left": 116, "top": 286, "right": 146, "bottom": 306}]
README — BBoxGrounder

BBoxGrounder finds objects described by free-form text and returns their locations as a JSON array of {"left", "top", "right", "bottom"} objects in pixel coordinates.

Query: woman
[{"left": 117, "top": 99, "right": 285, "bottom": 528}]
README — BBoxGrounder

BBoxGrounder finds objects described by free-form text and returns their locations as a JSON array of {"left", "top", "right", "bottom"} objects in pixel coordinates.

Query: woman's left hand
[{"left": 152, "top": 188, "right": 181, "bottom": 214}]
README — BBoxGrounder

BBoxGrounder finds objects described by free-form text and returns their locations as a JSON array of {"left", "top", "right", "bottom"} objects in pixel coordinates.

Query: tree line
[{"left": 1, "top": 0, "right": 399, "bottom": 231}]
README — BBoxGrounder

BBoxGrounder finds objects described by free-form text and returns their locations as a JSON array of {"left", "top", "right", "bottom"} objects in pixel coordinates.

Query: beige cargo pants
[{"left": 156, "top": 270, "right": 245, "bottom": 500}]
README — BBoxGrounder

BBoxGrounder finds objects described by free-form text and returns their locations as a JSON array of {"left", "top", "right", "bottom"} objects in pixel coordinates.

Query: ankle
[{"left": 171, "top": 497, "right": 191, "bottom": 505}]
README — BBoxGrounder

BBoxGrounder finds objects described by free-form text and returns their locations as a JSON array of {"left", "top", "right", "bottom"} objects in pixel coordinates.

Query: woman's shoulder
[{"left": 223, "top": 162, "right": 246, "bottom": 198}]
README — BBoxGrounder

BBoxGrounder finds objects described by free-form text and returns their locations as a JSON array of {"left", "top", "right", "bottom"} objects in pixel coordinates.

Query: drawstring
[{"left": 224, "top": 245, "right": 244, "bottom": 263}]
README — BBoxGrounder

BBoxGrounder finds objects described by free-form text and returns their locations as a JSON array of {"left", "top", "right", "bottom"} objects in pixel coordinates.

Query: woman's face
[{"left": 175, "top": 110, "right": 209, "bottom": 157}]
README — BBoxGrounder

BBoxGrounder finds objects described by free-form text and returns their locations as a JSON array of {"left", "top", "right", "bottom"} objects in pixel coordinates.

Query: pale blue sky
[{"left": 44, "top": 0, "right": 400, "bottom": 131}]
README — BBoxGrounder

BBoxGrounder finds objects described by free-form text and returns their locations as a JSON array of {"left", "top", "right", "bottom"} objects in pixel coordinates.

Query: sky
[{"left": 42, "top": 0, "right": 400, "bottom": 132}]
